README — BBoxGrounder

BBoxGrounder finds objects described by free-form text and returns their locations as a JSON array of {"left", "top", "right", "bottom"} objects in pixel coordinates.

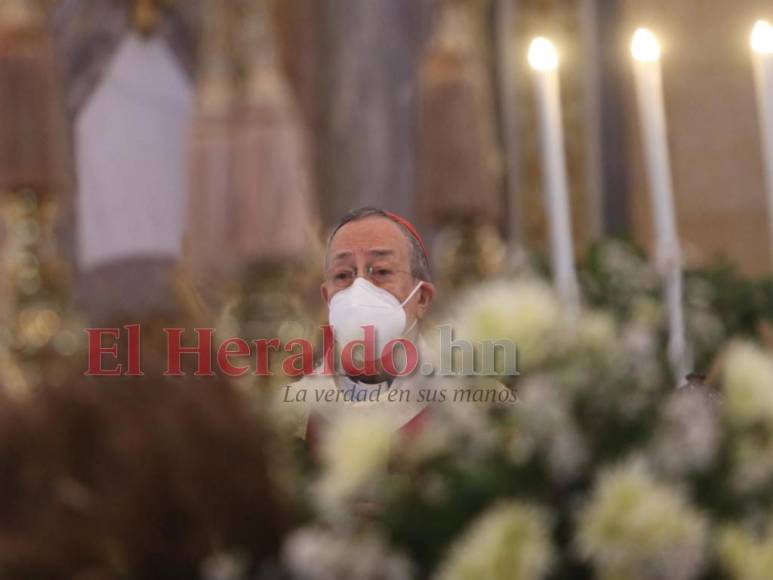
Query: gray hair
[{"left": 326, "top": 207, "right": 432, "bottom": 282}]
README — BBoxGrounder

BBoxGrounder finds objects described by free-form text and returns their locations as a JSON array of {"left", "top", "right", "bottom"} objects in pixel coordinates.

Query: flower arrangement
[
  {"left": 579, "top": 239, "right": 773, "bottom": 373},
  {"left": 284, "top": 266, "right": 773, "bottom": 580}
]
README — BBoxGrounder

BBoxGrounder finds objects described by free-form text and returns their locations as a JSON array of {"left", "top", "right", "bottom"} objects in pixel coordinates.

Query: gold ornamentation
[
  {"left": 435, "top": 223, "right": 507, "bottom": 290},
  {"left": 0, "top": 190, "right": 81, "bottom": 393},
  {"left": 131, "top": 0, "right": 173, "bottom": 35}
]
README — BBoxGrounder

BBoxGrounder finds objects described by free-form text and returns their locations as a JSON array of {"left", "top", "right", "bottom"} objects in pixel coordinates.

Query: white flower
[
  {"left": 577, "top": 461, "right": 708, "bottom": 580},
  {"left": 649, "top": 389, "right": 720, "bottom": 476},
  {"left": 316, "top": 413, "right": 394, "bottom": 510},
  {"left": 597, "top": 241, "right": 658, "bottom": 294},
  {"left": 630, "top": 296, "right": 662, "bottom": 328},
  {"left": 574, "top": 310, "right": 617, "bottom": 358},
  {"left": 722, "top": 342, "right": 773, "bottom": 491},
  {"left": 436, "top": 501, "right": 553, "bottom": 580},
  {"left": 518, "top": 379, "right": 588, "bottom": 481},
  {"left": 723, "top": 342, "right": 773, "bottom": 429},
  {"left": 686, "top": 308, "right": 724, "bottom": 354},
  {"left": 425, "top": 394, "right": 499, "bottom": 452},
  {"left": 454, "top": 279, "right": 562, "bottom": 371},
  {"left": 718, "top": 523, "right": 773, "bottom": 580},
  {"left": 618, "top": 319, "right": 664, "bottom": 389},
  {"left": 283, "top": 526, "right": 414, "bottom": 580},
  {"left": 731, "top": 436, "right": 773, "bottom": 492}
]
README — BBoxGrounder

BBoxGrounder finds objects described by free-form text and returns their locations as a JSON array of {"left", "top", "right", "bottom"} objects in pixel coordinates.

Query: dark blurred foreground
[{"left": 0, "top": 364, "right": 287, "bottom": 580}]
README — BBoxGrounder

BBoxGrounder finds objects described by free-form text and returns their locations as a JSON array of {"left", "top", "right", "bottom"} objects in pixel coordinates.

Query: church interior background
[{"left": 1, "top": 0, "right": 773, "bottom": 578}]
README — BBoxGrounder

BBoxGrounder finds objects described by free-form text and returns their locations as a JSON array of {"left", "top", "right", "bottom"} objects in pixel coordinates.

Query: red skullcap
[{"left": 383, "top": 211, "right": 429, "bottom": 261}]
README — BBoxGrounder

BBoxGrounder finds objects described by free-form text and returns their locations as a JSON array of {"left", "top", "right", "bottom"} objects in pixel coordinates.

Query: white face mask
[{"left": 329, "top": 277, "right": 423, "bottom": 358}]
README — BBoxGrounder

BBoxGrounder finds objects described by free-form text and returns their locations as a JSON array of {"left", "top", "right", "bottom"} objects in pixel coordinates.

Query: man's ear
[
  {"left": 320, "top": 283, "right": 331, "bottom": 306},
  {"left": 415, "top": 282, "right": 436, "bottom": 319}
]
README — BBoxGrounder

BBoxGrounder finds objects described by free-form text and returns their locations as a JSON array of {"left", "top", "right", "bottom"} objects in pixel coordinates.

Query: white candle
[
  {"left": 631, "top": 28, "right": 689, "bottom": 382},
  {"left": 750, "top": 20, "right": 773, "bottom": 273},
  {"left": 528, "top": 37, "right": 580, "bottom": 317}
]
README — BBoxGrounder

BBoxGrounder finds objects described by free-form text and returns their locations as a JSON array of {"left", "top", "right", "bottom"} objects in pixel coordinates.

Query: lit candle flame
[
  {"left": 751, "top": 20, "right": 773, "bottom": 55},
  {"left": 528, "top": 37, "right": 559, "bottom": 71},
  {"left": 631, "top": 28, "right": 661, "bottom": 62}
]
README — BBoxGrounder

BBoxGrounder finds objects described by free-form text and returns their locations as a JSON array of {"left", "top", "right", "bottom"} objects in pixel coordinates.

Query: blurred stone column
[
  {"left": 316, "top": 0, "right": 425, "bottom": 224},
  {"left": 595, "top": 0, "right": 631, "bottom": 237}
]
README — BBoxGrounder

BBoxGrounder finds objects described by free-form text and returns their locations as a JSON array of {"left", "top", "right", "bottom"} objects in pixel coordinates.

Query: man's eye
[
  {"left": 373, "top": 268, "right": 393, "bottom": 278},
  {"left": 334, "top": 271, "right": 353, "bottom": 281}
]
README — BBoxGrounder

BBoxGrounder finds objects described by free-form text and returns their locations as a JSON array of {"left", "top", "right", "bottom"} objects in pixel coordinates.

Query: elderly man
[{"left": 287, "top": 207, "right": 442, "bottom": 450}]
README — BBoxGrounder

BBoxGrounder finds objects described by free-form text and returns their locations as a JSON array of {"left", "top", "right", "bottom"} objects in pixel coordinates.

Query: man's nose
[
  {"left": 356, "top": 257, "right": 370, "bottom": 273},
  {"left": 354, "top": 261, "right": 375, "bottom": 282}
]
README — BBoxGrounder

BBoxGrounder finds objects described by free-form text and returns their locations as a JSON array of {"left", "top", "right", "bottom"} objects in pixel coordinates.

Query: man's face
[{"left": 321, "top": 216, "right": 436, "bottom": 326}]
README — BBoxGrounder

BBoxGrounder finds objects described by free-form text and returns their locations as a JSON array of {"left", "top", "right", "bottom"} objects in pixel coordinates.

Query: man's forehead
[
  {"left": 328, "top": 217, "right": 411, "bottom": 256},
  {"left": 330, "top": 248, "right": 396, "bottom": 262}
]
